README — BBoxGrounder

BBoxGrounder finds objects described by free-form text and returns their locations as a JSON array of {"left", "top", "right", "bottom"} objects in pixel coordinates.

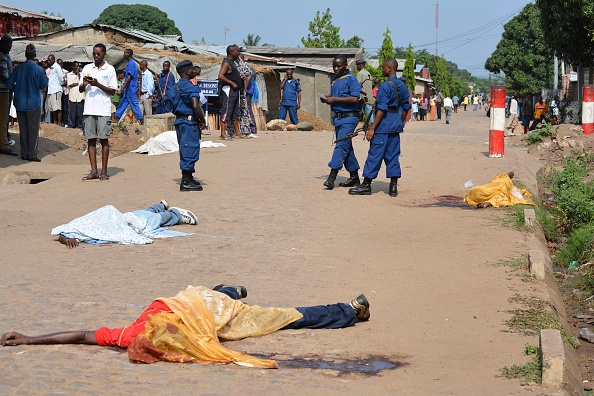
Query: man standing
[
  {"left": 320, "top": 54, "right": 362, "bottom": 190},
  {"left": 507, "top": 94, "right": 518, "bottom": 135},
  {"left": 167, "top": 60, "right": 207, "bottom": 192},
  {"left": 443, "top": 94, "right": 453, "bottom": 124},
  {"left": 0, "top": 35, "right": 15, "bottom": 156},
  {"left": 67, "top": 63, "right": 84, "bottom": 129},
  {"left": 79, "top": 43, "right": 117, "bottom": 181},
  {"left": 218, "top": 44, "right": 243, "bottom": 140},
  {"left": 57, "top": 59, "right": 69, "bottom": 125},
  {"left": 155, "top": 61, "right": 175, "bottom": 114},
  {"left": 452, "top": 94, "right": 459, "bottom": 113},
  {"left": 6, "top": 44, "right": 47, "bottom": 161},
  {"left": 46, "top": 55, "right": 64, "bottom": 126},
  {"left": 114, "top": 49, "right": 143, "bottom": 125},
  {"left": 139, "top": 60, "right": 154, "bottom": 117},
  {"left": 435, "top": 89, "right": 443, "bottom": 120},
  {"left": 355, "top": 59, "right": 373, "bottom": 120},
  {"left": 348, "top": 59, "right": 410, "bottom": 197},
  {"left": 278, "top": 69, "right": 301, "bottom": 125}
]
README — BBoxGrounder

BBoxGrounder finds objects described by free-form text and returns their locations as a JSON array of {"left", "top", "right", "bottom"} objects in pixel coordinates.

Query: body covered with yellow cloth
[
  {"left": 128, "top": 286, "right": 303, "bottom": 368},
  {"left": 464, "top": 173, "right": 534, "bottom": 207}
]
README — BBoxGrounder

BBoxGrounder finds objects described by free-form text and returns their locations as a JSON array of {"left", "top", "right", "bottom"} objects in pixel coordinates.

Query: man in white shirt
[
  {"left": 507, "top": 94, "right": 518, "bottom": 135},
  {"left": 139, "top": 60, "right": 154, "bottom": 117},
  {"left": 46, "top": 54, "right": 64, "bottom": 125},
  {"left": 79, "top": 43, "right": 117, "bottom": 181},
  {"left": 67, "top": 63, "right": 84, "bottom": 129},
  {"left": 443, "top": 94, "right": 454, "bottom": 124}
]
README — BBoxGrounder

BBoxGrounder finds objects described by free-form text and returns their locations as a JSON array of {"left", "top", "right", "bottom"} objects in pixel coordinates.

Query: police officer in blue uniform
[
  {"left": 320, "top": 55, "right": 362, "bottom": 190},
  {"left": 167, "top": 60, "right": 206, "bottom": 192},
  {"left": 278, "top": 69, "right": 301, "bottom": 124},
  {"left": 348, "top": 59, "right": 410, "bottom": 197}
]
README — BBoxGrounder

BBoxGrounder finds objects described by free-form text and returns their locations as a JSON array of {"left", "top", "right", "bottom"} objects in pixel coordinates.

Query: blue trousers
[
  {"left": 328, "top": 117, "right": 360, "bottom": 172},
  {"left": 175, "top": 121, "right": 200, "bottom": 173},
  {"left": 215, "top": 287, "right": 357, "bottom": 329},
  {"left": 115, "top": 92, "right": 143, "bottom": 121},
  {"left": 143, "top": 203, "right": 182, "bottom": 226},
  {"left": 68, "top": 101, "right": 84, "bottom": 128},
  {"left": 155, "top": 98, "right": 172, "bottom": 114},
  {"left": 278, "top": 104, "right": 298, "bottom": 125},
  {"left": 362, "top": 133, "right": 401, "bottom": 179},
  {"left": 436, "top": 104, "right": 442, "bottom": 119}
]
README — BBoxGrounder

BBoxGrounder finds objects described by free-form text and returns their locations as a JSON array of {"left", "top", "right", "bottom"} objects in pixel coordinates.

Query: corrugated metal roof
[
  {"left": 10, "top": 41, "right": 97, "bottom": 63},
  {"left": 245, "top": 46, "right": 362, "bottom": 56},
  {"left": 0, "top": 4, "right": 65, "bottom": 22}
]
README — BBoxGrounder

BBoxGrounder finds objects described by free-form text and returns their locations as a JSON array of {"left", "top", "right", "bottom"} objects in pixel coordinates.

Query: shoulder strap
[
  {"left": 387, "top": 80, "right": 400, "bottom": 106},
  {"left": 330, "top": 74, "right": 351, "bottom": 87}
]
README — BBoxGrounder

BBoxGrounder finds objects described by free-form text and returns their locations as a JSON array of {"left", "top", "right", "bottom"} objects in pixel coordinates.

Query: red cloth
[{"left": 95, "top": 300, "right": 172, "bottom": 348}]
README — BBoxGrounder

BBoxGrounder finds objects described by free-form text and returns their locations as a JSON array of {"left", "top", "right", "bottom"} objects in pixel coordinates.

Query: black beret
[
  {"left": 176, "top": 60, "right": 193, "bottom": 73},
  {"left": 25, "top": 43, "right": 36, "bottom": 53},
  {"left": 355, "top": 59, "right": 365, "bottom": 65}
]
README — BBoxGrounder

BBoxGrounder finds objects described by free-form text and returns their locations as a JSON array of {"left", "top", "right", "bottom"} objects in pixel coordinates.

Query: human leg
[
  {"left": 176, "top": 122, "right": 202, "bottom": 191},
  {"left": 86, "top": 138, "right": 99, "bottom": 178},
  {"left": 0, "top": 91, "right": 12, "bottom": 152},
  {"left": 114, "top": 96, "right": 130, "bottom": 120},
  {"left": 350, "top": 134, "right": 386, "bottom": 195},
  {"left": 278, "top": 105, "right": 287, "bottom": 121},
  {"left": 436, "top": 105, "right": 442, "bottom": 120},
  {"left": 100, "top": 139, "right": 110, "bottom": 179},
  {"left": 26, "top": 107, "right": 41, "bottom": 160},
  {"left": 328, "top": 118, "right": 359, "bottom": 171},
  {"left": 16, "top": 110, "right": 28, "bottom": 159},
  {"left": 127, "top": 93, "right": 144, "bottom": 124},
  {"left": 212, "top": 284, "right": 248, "bottom": 300},
  {"left": 288, "top": 105, "right": 299, "bottom": 125}
]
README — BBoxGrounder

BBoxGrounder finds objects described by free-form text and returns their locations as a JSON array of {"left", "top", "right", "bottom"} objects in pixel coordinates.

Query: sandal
[
  {"left": 100, "top": 173, "right": 110, "bottom": 181},
  {"left": 82, "top": 173, "right": 100, "bottom": 181}
]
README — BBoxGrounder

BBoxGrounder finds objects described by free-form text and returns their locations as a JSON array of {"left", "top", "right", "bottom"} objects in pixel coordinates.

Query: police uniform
[
  {"left": 279, "top": 78, "right": 301, "bottom": 124},
  {"left": 324, "top": 70, "right": 361, "bottom": 189},
  {"left": 350, "top": 76, "right": 410, "bottom": 197},
  {"left": 167, "top": 60, "right": 203, "bottom": 191}
]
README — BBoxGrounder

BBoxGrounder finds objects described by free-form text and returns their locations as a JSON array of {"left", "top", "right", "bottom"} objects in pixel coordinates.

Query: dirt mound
[
  {"left": 508, "top": 123, "right": 594, "bottom": 166},
  {"left": 296, "top": 110, "right": 333, "bottom": 132}
]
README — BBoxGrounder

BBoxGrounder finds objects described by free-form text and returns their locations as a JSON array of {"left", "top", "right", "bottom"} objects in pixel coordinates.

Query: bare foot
[
  {"left": 507, "top": 171, "right": 515, "bottom": 179},
  {"left": 476, "top": 202, "right": 493, "bottom": 209}
]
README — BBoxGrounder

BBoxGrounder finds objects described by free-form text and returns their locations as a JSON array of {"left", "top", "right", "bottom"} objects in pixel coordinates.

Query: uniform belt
[
  {"left": 176, "top": 115, "right": 195, "bottom": 121},
  {"left": 334, "top": 111, "right": 360, "bottom": 118},
  {"left": 386, "top": 107, "right": 400, "bottom": 113}
]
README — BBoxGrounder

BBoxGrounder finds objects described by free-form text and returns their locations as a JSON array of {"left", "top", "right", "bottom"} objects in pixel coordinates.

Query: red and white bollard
[
  {"left": 489, "top": 85, "right": 506, "bottom": 158},
  {"left": 583, "top": 84, "right": 594, "bottom": 135}
]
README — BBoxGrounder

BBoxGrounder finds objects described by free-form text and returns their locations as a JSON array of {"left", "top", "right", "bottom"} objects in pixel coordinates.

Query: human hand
[
  {"left": 324, "top": 96, "right": 335, "bottom": 105},
  {"left": 365, "top": 126, "right": 375, "bottom": 141},
  {"left": 231, "top": 82, "right": 238, "bottom": 90},
  {"left": 297, "top": 103, "right": 300, "bottom": 109},
  {"left": 0, "top": 332, "right": 29, "bottom": 346}
]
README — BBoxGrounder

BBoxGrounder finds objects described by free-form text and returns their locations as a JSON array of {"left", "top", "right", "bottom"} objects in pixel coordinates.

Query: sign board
[{"left": 197, "top": 80, "right": 219, "bottom": 97}]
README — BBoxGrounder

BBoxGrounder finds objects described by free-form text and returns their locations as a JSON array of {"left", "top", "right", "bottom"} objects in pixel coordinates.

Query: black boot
[
  {"left": 324, "top": 169, "right": 339, "bottom": 189},
  {"left": 339, "top": 171, "right": 360, "bottom": 187},
  {"left": 348, "top": 178, "right": 372, "bottom": 195},
  {"left": 180, "top": 170, "right": 203, "bottom": 191},
  {"left": 389, "top": 177, "right": 399, "bottom": 197}
]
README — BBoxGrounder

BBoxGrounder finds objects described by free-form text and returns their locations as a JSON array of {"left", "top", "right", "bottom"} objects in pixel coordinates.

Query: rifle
[
  {"left": 153, "top": 72, "right": 165, "bottom": 101},
  {"left": 334, "top": 102, "right": 375, "bottom": 143}
]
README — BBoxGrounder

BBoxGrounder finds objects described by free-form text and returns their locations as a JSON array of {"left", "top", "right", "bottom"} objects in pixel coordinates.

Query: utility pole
[
  {"left": 435, "top": 0, "right": 439, "bottom": 57},
  {"left": 224, "top": 26, "right": 230, "bottom": 45}
]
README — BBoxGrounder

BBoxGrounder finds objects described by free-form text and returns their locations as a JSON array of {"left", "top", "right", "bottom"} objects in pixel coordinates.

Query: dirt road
[{"left": 0, "top": 108, "right": 548, "bottom": 394}]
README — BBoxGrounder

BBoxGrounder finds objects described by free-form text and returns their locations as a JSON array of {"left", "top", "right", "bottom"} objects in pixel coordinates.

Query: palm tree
[{"left": 243, "top": 34, "right": 261, "bottom": 46}]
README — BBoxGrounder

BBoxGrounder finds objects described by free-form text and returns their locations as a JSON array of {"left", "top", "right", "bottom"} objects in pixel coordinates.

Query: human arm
[
  {"left": 321, "top": 96, "right": 358, "bottom": 105},
  {"left": 118, "top": 73, "right": 132, "bottom": 95},
  {"left": 191, "top": 96, "right": 206, "bottom": 129},
  {"left": 58, "top": 233, "right": 79, "bottom": 248},
  {"left": 1, "top": 331, "right": 97, "bottom": 346},
  {"left": 297, "top": 91, "right": 301, "bottom": 109},
  {"left": 218, "top": 62, "right": 237, "bottom": 90},
  {"left": 279, "top": 74, "right": 288, "bottom": 90},
  {"left": 84, "top": 76, "right": 116, "bottom": 96}
]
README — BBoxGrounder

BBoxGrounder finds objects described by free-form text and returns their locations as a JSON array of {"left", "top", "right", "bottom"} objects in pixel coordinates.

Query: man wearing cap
[
  {"left": 355, "top": 59, "right": 373, "bottom": 121},
  {"left": 114, "top": 49, "right": 143, "bottom": 125},
  {"left": 6, "top": 44, "right": 47, "bottom": 161},
  {"left": 167, "top": 60, "right": 206, "bottom": 191},
  {"left": 79, "top": 43, "right": 118, "bottom": 181},
  {"left": 218, "top": 44, "right": 243, "bottom": 139},
  {"left": 278, "top": 69, "right": 301, "bottom": 125}
]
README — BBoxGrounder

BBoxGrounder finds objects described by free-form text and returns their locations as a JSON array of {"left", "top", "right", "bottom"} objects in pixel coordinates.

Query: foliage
[
  {"left": 434, "top": 56, "right": 451, "bottom": 96},
  {"left": 556, "top": 225, "right": 594, "bottom": 267},
  {"left": 500, "top": 355, "right": 542, "bottom": 384},
  {"left": 485, "top": 3, "right": 554, "bottom": 96},
  {"left": 524, "top": 343, "right": 538, "bottom": 355},
  {"left": 524, "top": 123, "right": 555, "bottom": 144},
  {"left": 505, "top": 307, "right": 579, "bottom": 348},
  {"left": 545, "top": 153, "right": 594, "bottom": 232},
  {"left": 402, "top": 43, "right": 416, "bottom": 92},
  {"left": 536, "top": 0, "right": 594, "bottom": 66},
  {"left": 393, "top": 46, "right": 408, "bottom": 59},
  {"left": 93, "top": 4, "right": 181, "bottom": 35},
  {"left": 301, "top": 8, "right": 343, "bottom": 48},
  {"left": 378, "top": 28, "right": 395, "bottom": 65},
  {"left": 39, "top": 11, "right": 72, "bottom": 34},
  {"left": 344, "top": 35, "right": 364, "bottom": 48},
  {"left": 243, "top": 34, "right": 260, "bottom": 46}
]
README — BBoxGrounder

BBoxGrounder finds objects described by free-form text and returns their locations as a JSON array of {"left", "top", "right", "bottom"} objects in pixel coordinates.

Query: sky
[{"left": 13, "top": 0, "right": 533, "bottom": 78}]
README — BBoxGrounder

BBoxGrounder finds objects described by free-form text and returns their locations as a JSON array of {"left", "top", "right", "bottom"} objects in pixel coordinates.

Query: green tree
[
  {"left": 378, "top": 28, "right": 395, "bottom": 65},
  {"left": 93, "top": 4, "right": 181, "bottom": 36},
  {"left": 484, "top": 3, "right": 553, "bottom": 95},
  {"left": 344, "top": 35, "right": 364, "bottom": 48},
  {"left": 39, "top": 11, "right": 72, "bottom": 34},
  {"left": 243, "top": 34, "right": 261, "bottom": 46},
  {"left": 536, "top": 0, "right": 594, "bottom": 67},
  {"left": 393, "top": 46, "right": 408, "bottom": 58},
  {"left": 301, "top": 8, "right": 344, "bottom": 48},
  {"left": 402, "top": 43, "right": 417, "bottom": 92},
  {"left": 434, "top": 56, "right": 451, "bottom": 96}
]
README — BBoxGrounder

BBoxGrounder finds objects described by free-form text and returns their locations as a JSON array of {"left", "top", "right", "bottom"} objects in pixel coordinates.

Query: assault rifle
[{"left": 334, "top": 103, "right": 375, "bottom": 143}]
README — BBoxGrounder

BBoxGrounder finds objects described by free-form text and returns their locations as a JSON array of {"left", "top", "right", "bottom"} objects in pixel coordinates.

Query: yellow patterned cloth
[
  {"left": 128, "top": 286, "right": 302, "bottom": 368},
  {"left": 464, "top": 173, "right": 534, "bottom": 207}
]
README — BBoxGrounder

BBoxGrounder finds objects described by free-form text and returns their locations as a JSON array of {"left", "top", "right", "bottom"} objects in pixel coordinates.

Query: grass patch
[
  {"left": 500, "top": 354, "right": 542, "bottom": 384},
  {"left": 504, "top": 308, "right": 579, "bottom": 349},
  {"left": 556, "top": 225, "right": 594, "bottom": 268},
  {"left": 524, "top": 124, "right": 555, "bottom": 145}
]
